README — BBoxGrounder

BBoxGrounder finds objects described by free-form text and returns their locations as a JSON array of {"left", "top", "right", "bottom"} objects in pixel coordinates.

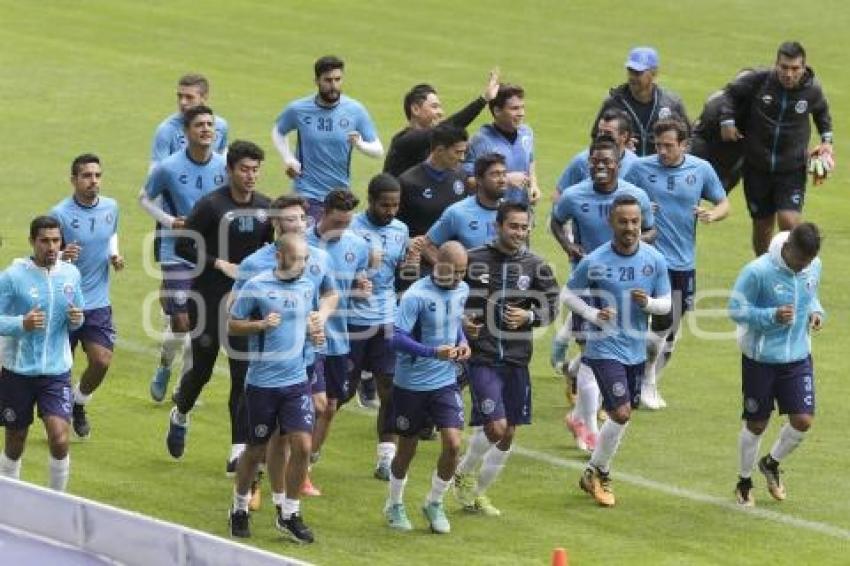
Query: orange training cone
[{"left": 551, "top": 547, "right": 568, "bottom": 566}]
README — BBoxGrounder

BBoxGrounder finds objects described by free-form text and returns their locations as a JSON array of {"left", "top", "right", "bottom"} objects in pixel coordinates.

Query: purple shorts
[
  {"left": 469, "top": 363, "right": 531, "bottom": 426},
  {"left": 70, "top": 306, "right": 116, "bottom": 352},
  {"left": 651, "top": 269, "right": 695, "bottom": 333},
  {"left": 245, "top": 381, "right": 314, "bottom": 445},
  {"left": 584, "top": 358, "right": 644, "bottom": 411},
  {"left": 741, "top": 355, "right": 815, "bottom": 421},
  {"left": 348, "top": 324, "right": 396, "bottom": 377},
  {"left": 161, "top": 264, "right": 193, "bottom": 315},
  {"left": 391, "top": 383, "right": 465, "bottom": 437},
  {"left": 323, "top": 354, "right": 353, "bottom": 402},
  {"left": 0, "top": 369, "right": 72, "bottom": 429},
  {"left": 307, "top": 358, "right": 327, "bottom": 395}
]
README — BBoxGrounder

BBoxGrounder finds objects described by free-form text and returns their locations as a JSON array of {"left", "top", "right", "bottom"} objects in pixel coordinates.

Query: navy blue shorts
[
  {"left": 323, "top": 354, "right": 353, "bottom": 402},
  {"left": 307, "top": 359, "right": 327, "bottom": 395},
  {"left": 391, "top": 383, "right": 465, "bottom": 437},
  {"left": 161, "top": 264, "right": 193, "bottom": 315},
  {"left": 70, "top": 306, "right": 116, "bottom": 351},
  {"left": 584, "top": 358, "right": 644, "bottom": 411},
  {"left": 743, "top": 166, "right": 806, "bottom": 219},
  {"left": 469, "top": 363, "right": 531, "bottom": 426},
  {"left": 651, "top": 269, "right": 695, "bottom": 333},
  {"left": 245, "top": 381, "right": 314, "bottom": 445},
  {"left": 348, "top": 323, "right": 396, "bottom": 377},
  {"left": 0, "top": 369, "right": 72, "bottom": 429},
  {"left": 741, "top": 355, "right": 815, "bottom": 421}
]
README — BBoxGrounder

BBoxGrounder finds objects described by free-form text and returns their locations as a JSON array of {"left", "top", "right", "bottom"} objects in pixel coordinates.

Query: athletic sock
[
  {"left": 589, "top": 419, "right": 628, "bottom": 474},
  {"left": 48, "top": 455, "right": 70, "bottom": 491},
  {"left": 233, "top": 492, "right": 250, "bottom": 512},
  {"left": 272, "top": 492, "right": 286, "bottom": 507},
  {"left": 282, "top": 497, "right": 300, "bottom": 517},
  {"left": 769, "top": 423, "right": 806, "bottom": 462},
  {"left": 388, "top": 472, "right": 407, "bottom": 505},
  {"left": 739, "top": 426, "right": 762, "bottom": 478},
  {"left": 0, "top": 452, "right": 21, "bottom": 479},
  {"left": 229, "top": 443, "right": 245, "bottom": 462},
  {"left": 476, "top": 446, "right": 511, "bottom": 494},
  {"left": 456, "top": 428, "right": 492, "bottom": 475},
  {"left": 171, "top": 407, "right": 188, "bottom": 426},
  {"left": 160, "top": 326, "right": 186, "bottom": 369},
  {"left": 73, "top": 385, "right": 92, "bottom": 406},
  {"left": 576, "top": 363, "right": 600, "bottom": 437},
  {"left": 377, "top": 442, "right": 396, "bottom": 467},
  {"left": 426, "top": 470, "right": 452, "bottom": 504}
]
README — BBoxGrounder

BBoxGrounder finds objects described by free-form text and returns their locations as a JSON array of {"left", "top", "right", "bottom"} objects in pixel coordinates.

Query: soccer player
[
  {"left": 717, "top": 41, "right": 833, "bottom": 255},
  {"left": 463, "top": 84, "right": 539, "bottom": 205},
  {"left": 383, "top": 70, "right": 499, "bottom": 177},
  {"left": 227, "top": 234, "right": 324, "bottom": 543},
  {"left": 384, "top": 241, "right": 470, "bottom": 534},
  {"left": 0, "top": 216, "right": 85, "bottom": 491},
  {"left": 550, "top": 137, "right": 656, "bottom": 450},
  {"left": 453, "top": 202, "right": 559, "bottom": 516},
  {"left": 561, "top": 195, "right": 671, "bottom": 507},
  {"left": 625, "top": 119, "right": 730, "bottom": 409},
  {"left": 424, "top": 153, "right": 507, "bottom": 261},
  {"left": 305, "top": 190, "right": 371, "bottom": 487},
  {"left": 151, "top": 74, "right": 228, "bottom": 165},
  {"left": 50, "top": 154, "right": 123, "bottom": 439},
  {"left": 139, "top": 105, "right": 228, "bottom": 403},
  {"left": 348, "top": 174, "right": 418, "bottom": 480},
  {"left": 554, "top": 108, "right": 638, "bottom": 201},
  {"left": 272, "top": 55, "right": 383, "bottom": 222},
  {"left": 592, "top": 46, "right": 689, "bottom": 157},
  {"left": 728, "top": 223, "right": 823, "bottom": 506},
  {"left": 165, "top": 140, "right": 273, "bottom": 460}
]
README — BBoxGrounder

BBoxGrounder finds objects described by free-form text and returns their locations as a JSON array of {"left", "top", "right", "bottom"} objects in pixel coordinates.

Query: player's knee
[
  {"left": 610, "top": 405, "right": 630, "bottom": 425},
  {"left": 789, "top": 414, "right": 813, "bottom": 432},
  {"left": 745, "top": 420, "right": 768, "bottom": 435},
  {"left": 170, "top": 316, "right": 190, "bottom": 334},
  {"left": 47, "top": 432, "right": 69, "bottom": 459},
  {"left": 484, "top": 421, "right": 507, "bottom": 443},
  {"left": 4, "top": 431, "right": 27, "bottom": 459},
  {"left": 89, "top": 350, "right": 112, "bottom": 372}
]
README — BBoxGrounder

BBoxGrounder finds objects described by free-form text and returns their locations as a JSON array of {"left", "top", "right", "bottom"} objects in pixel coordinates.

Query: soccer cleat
[
  {"left": 165, "top": 407, "right": 188, "bottom": 459},
  {"left": 149, "top": 367, "right": 171, "bottom": 403},
  {"left": 384, "top": 501, "right": 413, "bottom": 531},
  {"left": 356, "top": 376, "right": 380, "bottom": 410},
  {"left": 229, "top": 508, "right": 250, "bottom": 538},
  {"left": 452, "top": 472, "right": 476, "bottom": 508},
  {"left": 226, "top": 457, "right": 237, "bottom": 477},
  {"left": 469, "top": 494, "right": 501, "bottom": 517},
  {"left": 585, "top": 432, "right": 598, "bottom": 452},
  {"left": 276, "top": 511, "right": 315, "bottom": 544},
  {"left": 565, "top": 413, "right": 592, "bottom": 452},
  {"left": 640, "top": 383, "right": 666, "bottom": 411},
  {"left": 579, "top": 466, "right": 615, "bottom": 507},
  {"left": 301, "top": 474, "right": 321, "bottom": 497},
  {"left": 735, "top": 477, "right": 755, "bottom": 507},
  {"left": 374, "top": 462, "right": 391, "bottom": 481},
  {"left": 758, "top": 456, "right": 786, "bottom": 501},
  {"left": 72, "top": 403, "right": 91, "bottom": 439},
  {"left": 422, "top": 501, "right": 451, "bottom": 534},
  {"left": 249, "top": 471, "right": 263, "bottom": 511}
]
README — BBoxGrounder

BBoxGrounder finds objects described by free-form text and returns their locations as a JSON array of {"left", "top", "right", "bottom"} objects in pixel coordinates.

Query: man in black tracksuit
[
  {"left": 592, "top": 47, "right": 689, "bottom": 157},
  {"left": 717, "top": 41, "right": 833, "bottom": 255},
  {"left": 166, "top": 140, "right": 274, "bottom": 460},
  {"left": 451, "top": 201, "right": 559, "bottom": 515}
]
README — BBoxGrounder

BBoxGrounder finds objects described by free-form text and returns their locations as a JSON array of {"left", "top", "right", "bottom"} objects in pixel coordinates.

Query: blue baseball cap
[{"left": 625, "top": 47, "right": 659, "bottom": 72}]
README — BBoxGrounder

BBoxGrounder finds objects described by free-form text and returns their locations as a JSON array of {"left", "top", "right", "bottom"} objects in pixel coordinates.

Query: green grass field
[{"left": 1, "top": 1, "right": 849, "bottom": 564}]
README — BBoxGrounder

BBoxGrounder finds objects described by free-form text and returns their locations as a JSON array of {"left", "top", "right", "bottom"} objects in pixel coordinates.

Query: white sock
[
  {"left": 73, "top": 385, "right": 92, "bottom": 406},
  {"left": 170, "top": 407, "right": 188, "bottom": 426},
  {"left": 426, "top": 471, "right": 452, "bottom": 504},
  {"left": 388, "top": 472, "right": 407, "bottom": 505},
  {"left": 160, "top": 327, "right": 186, "bottom": 370},
  {"left": 48, "top": 455, "right": 70, "bottom": 491},
  {"left": 476, "top": 446, "right": 511, "bottom": 494},
  {"left": 272, "top": 492, "right": 286, "bottom": 506},
  {"left": 377, "top": 442, "right": 396, "bottom": 467},
  {"left": 0, "top": 452, "right": 21, "bottom": 479},
  {"left": 282, "top": 497, "right": 300, "bottom": 517},
  {"left": 229, "top": 444, "right": 245, "bottom": 462},
  {"left": 233, "top": 492, "right": 250, "bottom": 512},
  {"left": 457, "top": 427, "right": 493, "bottom": 475},
  {"left": 769, "top": 423, "right": 806, "bottom": 462},
  {"left": 589, "top": 419, "right": 628, "bottom": 474},
  {"left": 739, "top": 426, "right": 762, "bottom": 478},
  {"left": 577, "top": 364, "right": 600, "bottom": 437}
]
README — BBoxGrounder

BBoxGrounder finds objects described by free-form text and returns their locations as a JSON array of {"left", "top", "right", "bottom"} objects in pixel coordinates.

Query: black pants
[{"left": 173, "top": 284, "right": 249, "bottom": 444}]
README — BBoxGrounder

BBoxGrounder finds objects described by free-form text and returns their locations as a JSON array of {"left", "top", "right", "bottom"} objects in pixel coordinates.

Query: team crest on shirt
[
  {"left": 642, "top": 264, "right": 655, "bottom": 277},
  {"left": 612, "top": 382, "right": 627, "bottom": 397},
  {"left": 254, "top": 424, "right": 269, "bottom": 438},
  {"left": 428, "top": 302, "right": 437, "bottom": 312},
  {"left": 790, "top": 192, "right": 802, "bottom": 205},
  {"left": 521, "top": 135, "right": 533, "bottom": 151},
  {"left": 686, "top": 174, "right": 697, "bottom": 186},
  {"left": 658, "top": 107, "right": 672, "bottom": 119},
  {"left": 773, "top": 283, "right": 790, "bottom": 297},
  {"left": 174, "top": 290, "right": 188, "bottom": 306},
  {"left": 310, "top": 264, "right": 321, "bottom": 275},
  {"left": 396, "top": 416, "right": 410, "bottom": 431},
  {"left": 468, "top": 220, "right": 479, "bottom": 231},
  {"left": 795, "top": 100, "right": 808, "bottom": 114},
  {"left": 744, "top": 397, "right": 759, "bottom": 413},
  {"left": 517, "top": 275, "right": 531, "bottom": 290},
  {"left": 339, "top": 118, "right": 350, "bottom": 128},
  {"left": 588, "top": 264, "right": 608, "bottom": 280},
  {"left": 224, "top": 211, "right": 236, "bottom": 222},
  {"left": 2, "top": 408, "right": 15, "bottom": 423},
  {"left": 256, "top": 210, "right": 268, "bottom": 223},
  {"left": 344, "top": 251, "right": 355, "bottom": 263},
  {"left": 422, "top": 187, "right": 433, "bottom": 199},
  {"left": 63, "top": 283, "right": 76, "bottom": 303},
  {"left": 28, "top": 286, "right": 39, "bottom": 299},
  {"left": 453, "top": 180, "right": 465, "bottom": 195},
  {"left": 761, "top": 94, "right": 773, "bottom": 105},
  {"left": 481, "top": 398, "right": 496, "bottom": 415}
]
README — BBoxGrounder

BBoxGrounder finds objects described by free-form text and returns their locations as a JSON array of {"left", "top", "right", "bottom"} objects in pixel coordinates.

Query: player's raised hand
[
  {"left": 483, "top": 68, "right": 501, "bottom": 101},
  {"left": 264, "top": 312, "right": 282, "bottom": 329},
  {"left": 630, "top": 289, "right": 649, "bottom": 307},
  {"left": 775, "top": 304, "right": 794, "bottom": 325},
  {"left": 435, "top": 345, "right": 457, "bottom": 360},
  {"left": 808, "top": 312, "right": 824, "bottom": 331},
  {"left": 62, "top": 242, "right": 82, "bottom": 262},
  {"left": 110, "top": 254, "right": 125, "bottom": 271},
  {"left": 67, "top": 306, "right": 84, "bottom": 326},
  {"left": 285, "top": 160, "right": 302, "bottom": 179},
  {"left": 23, "top": 307, "right": 45, "bottom": 331}
]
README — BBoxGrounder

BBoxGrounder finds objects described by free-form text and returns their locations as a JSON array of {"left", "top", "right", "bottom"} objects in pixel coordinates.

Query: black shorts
[{"left": 742, "top": 166, "right": 806, "bottom": 219}]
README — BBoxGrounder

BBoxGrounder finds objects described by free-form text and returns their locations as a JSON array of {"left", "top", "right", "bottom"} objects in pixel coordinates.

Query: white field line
[{"left": 116, "top": 338, "right": 850, "bottom": 541}]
